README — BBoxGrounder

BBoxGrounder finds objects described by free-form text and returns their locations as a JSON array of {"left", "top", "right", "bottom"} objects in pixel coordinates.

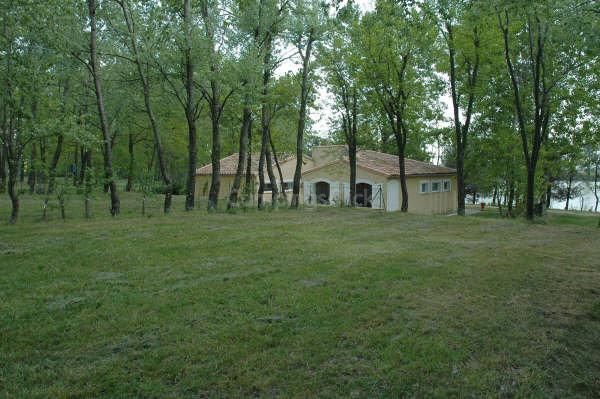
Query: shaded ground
[{"left": 1, "top": 194, "right": 599, "bottom": 397}]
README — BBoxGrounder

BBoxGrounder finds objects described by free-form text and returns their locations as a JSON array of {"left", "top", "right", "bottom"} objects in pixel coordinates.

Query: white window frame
[
  {"left": 431, "top": 180, "right": 442, "bottom": 193},
  {"left": 419, "top": 181, "right": 429, "bottom": 194},
  {"left": 443, "top": 179, "right": 451, "bottom": 192}
]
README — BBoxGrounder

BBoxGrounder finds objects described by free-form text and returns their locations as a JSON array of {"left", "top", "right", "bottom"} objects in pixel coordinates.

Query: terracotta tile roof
[
  {"left": 356, "top": 149, "right": 456, "bottom": 177},
  {"left": 195, "top": 153, "right": 299, "bottom": 175},
  {"left": 197, "top": 148, "right": 455, "bottom": 177},
  {"left": 196, "top": 154, "right": 256, "bottom": 176}
]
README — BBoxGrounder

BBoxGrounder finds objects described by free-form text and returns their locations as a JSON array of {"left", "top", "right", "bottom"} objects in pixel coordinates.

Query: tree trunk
[
  {"left": 244, "top": 119, "right": 253, "bottom": 204},
  {"left": 392, "top": 116, "right": 409, "bottom": 212},
  {"left": 207, "top": 100, "right": 221, "bottom": 211},
  {"left": 507, "top": 182, "right": 515, "bottom": 218},
  {"left": 265, "top": 131, "right": 278, "bottom": 208},
  {"left": 270, "top": 134, "right": 287, "bottom": 204},
  {"left": 88, "top": 0, "right": 120, "bottom": 216},
  {"left": 349, "top": 141, "right": 356, "bottom": 207},
  {"left": 397, "top": 138, "right": 408, "bottom": 212},
  {"left": 27, "top": 143, "right": 36, "bottom": 194},
  {"left": 84, "top": 154, "right": 92, "bottom": 219},
  {"left": 7, "top": 159, "right": 19, "bottom": 224},
  {"left": 201, "top": 1, "right": 222, "bottom": 212},
  {"left": 72, "top": 142, "right": 79, "bottom": 186},
  {"left": 343, "top": 90, "right": 358, "bottom": 208},
  {"left": 228, "top": 107, "right": 251, "bottom": 209},
  {"left": 290, "top": 28, "right": 315, "bottom": 208},
  {"left": 257, "top": 146, "right": 266, "bottom": 210},
  {"left": 525, "top": 165, "right": 535, "bottom": 219},
  {"left": 118, "top": 0, "right": 173, "bottom": 212},
  {"left": 262, "top": 104, "right": 278, "bottom": 209},
  {"left": 546, "top": 182, "right": 552, "bottom": 209},
  {"left": 446, "top": 23, "right": 479, "bottom": 217},
  {"left": 47, "top": 134, "right": 64, "bottom": 194},
  {"left": 257, "top": 33, "right": 278, "bottom": 209},
  {"left": 48, "top": 79, "right": 69, "bottom": 194},
  {"left": 594, "top": 160, "right": 598, "bottom": 213},
  {"left": 183, "top": 0, "right": 196, "bottom": 211},
  {"left": 126, "top": 132, "right": 134, "bottom": 192},
  {"left": 565, "top": 174, "right": 572, "bottom": 211},
  {"left": 0, "top": 145, "right": 6, "bottom": 194}
]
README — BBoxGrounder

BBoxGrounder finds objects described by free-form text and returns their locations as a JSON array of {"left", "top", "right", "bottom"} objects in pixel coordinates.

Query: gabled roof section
[
  {"left": 195, "top": 153, "right": 307, "bottom": 176},
  {"left": 356, "top": 149, "right": 456, "bottom": 177}
]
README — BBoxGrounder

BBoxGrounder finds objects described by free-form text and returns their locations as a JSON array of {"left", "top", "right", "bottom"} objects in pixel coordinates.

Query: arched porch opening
[
  {"left": 315, "top": 181, "right": 330, "bottom": 205},
  {"left": 356, "top": 183, "right": 372, "bottom": 208}
]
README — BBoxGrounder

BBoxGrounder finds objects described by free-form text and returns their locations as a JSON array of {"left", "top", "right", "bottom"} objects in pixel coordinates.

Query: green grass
[
  {"left": 1, "top": 194, "right": 600, "bottom": 397},
  {"left": 473, "top": 205, "right": 600, "bottom": 228}
]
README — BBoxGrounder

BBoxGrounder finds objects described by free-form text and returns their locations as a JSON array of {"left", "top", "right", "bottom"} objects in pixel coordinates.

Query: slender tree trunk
[
  {"left": 342, "top": 90, "right": 358, "bottom": 207},
  {"left": 448, "top": 24, "right": 464, "bottom": 216},
  {"left": 565, "top": 174, "right": 572, "bottom": 210},
  {"left": 594, "top": 160, "right": 598, "bottom": 212},
  {"left": 126, "top": 133, "right": 134, "bottom": 192},
  {"left": 183, "top": 0, "right": 196, "bottom": 211},
  {"left": 72, "top": 142, "right": 78, "bottom": 186},
  {"left": 48, "top": 79, "right": 69, "bottom": 194},
  {"left": 207, "top": 100, "right": 221, "bottom": 211},
  {"left": 88, "top": 0, "right": 119, "bottom": 216},
  {"left": 84, "top": 152, "right": 92, "bottom": 219},
  {"left": 349, "top": 141, "right": 356, "bottom": 207},
  {"left": 47, "top": 134, "right": 64, "bottom": 194},
  {"left": 262, "top": 102, "right": 278, "bottom": 208},
  {"left": 257, "top": 34, "right": 278, "bottom": 209},
  {"left": 228, "top": 107, "right": 251, "bottom": 209},
  {"left": 244, "top": 119, "right": 253, "bottom": 204},
  {"left": 0, "top": 145, "right": 5, "bottom": 194},
  {"left": 201, "top": 1, "right": 222, "bottom": 212},
  {"left": 499, "top": 11, "right": 548, "bottom": 221},
  {"left": 27, "top": 143, "right": 36, "bottom": 194},
  {"left": 118, "top": 0, "right": 173, "bottom": 212},
  {"left": 257, "top": 145, "right": 266, "bottom": 210},
  {"left": 546, "top": 182, "right": 552, "bottom": 209},
  {"left": 525, "top": 165, "right": 536, "bottom": 218},
  {"left": 5, "top": 105, "right": 21, "bottom": 224},
  {"left": 269, "top": 134, "right": 287, "bottom": 204},
  {"left": 396, "top": 134, "right": 408, "bottom": 212},
  {"left": 265, "top": 131, "right": 278, "bottom": 208},
  {"left": 446, "top": 23, "right": 479, "bottom": 217},
  {"left": 492, "top": 185, "right": 498, "bottom": 206},
  {"left": 7, "top": 159, "right": 19, "bottom": 224},
  {"left": 291, "top": 28, "right": 315, "bottom": 208},
  {"left": 507, "top": 181, "right": 515, "bottom": 218}
]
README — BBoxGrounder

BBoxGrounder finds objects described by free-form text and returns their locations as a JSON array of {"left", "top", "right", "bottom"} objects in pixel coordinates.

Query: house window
[
  {"left": 431, "top": 181, "right": 441, "bottom": 193},
  {"left": 419, "top": 181, "right": 429, "bottom": 194},
  {"left": 265, "top": 181, "right": 292, "bottom": 192},
  {"left": 443, "top": 180, "right": 451, "bottom": 192}
]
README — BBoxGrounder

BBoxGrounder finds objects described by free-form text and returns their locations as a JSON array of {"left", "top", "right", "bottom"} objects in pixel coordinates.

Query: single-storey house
[{"left": 195, "top": 145, "right": 457, "bottom": 214}]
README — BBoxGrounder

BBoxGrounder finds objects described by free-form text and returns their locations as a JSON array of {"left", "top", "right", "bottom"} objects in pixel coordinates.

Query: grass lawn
[{"left": 1, "top": 194, "right": 600, "bottom": 397}]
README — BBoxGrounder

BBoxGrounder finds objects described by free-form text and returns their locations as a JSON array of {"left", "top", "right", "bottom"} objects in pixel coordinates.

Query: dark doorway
[
  {"left": 315, "top": 181, "right": 330, "bottom": 204},
  {"left": 356, "top": 183, "right": 372, "bottom": 207}
]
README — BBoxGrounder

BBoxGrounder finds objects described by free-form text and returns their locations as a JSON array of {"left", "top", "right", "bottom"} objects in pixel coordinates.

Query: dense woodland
[{"left": 1, "top": 0, "right": 599, "bottom": 224}]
